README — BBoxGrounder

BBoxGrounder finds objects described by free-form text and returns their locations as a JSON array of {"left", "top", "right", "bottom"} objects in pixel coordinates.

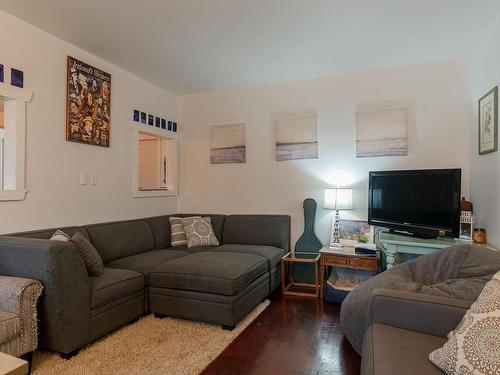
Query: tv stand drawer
[{"left": 323, "top": 254, "right": 349, "bottom": 266}]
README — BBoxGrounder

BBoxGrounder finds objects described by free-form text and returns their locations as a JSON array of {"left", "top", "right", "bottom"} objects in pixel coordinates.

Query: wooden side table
[
  {"left": 319, "top": 246, "right": 377, "bottom": 299},
  {"left": 0, "top": 352, "right": 28, "bottom": 375},
  {"left": 281, "top": 252, "right": 321, "bottom": 298}
]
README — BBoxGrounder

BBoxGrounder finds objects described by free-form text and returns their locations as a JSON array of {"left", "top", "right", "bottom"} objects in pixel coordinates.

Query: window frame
[
  {"left": 0, "top": 84, "right": 32, "bottom": 201},
  {"left": 130, "top": 124, "right": 178, "bottom": 198}
]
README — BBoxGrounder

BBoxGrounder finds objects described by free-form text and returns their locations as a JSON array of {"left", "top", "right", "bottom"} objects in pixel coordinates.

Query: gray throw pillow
[
  {"left": 70, "top": 231, "right": 104, "bottom": 276},
  {"left": 182, "top": 217, "right": 219, "bottom": 248}
]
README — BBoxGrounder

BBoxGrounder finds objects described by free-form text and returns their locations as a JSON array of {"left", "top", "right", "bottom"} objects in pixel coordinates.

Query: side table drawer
[
  {"left": 348, "top": 257, "right": 375, "bottom": 269},
  {"left": 323, "top": 254, "right": 349, "bottom": 266}
]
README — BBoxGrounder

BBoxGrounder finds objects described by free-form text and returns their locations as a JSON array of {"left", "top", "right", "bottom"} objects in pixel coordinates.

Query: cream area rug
[{"left": 33, "top": 300, "right": 270, "bottom": 375}]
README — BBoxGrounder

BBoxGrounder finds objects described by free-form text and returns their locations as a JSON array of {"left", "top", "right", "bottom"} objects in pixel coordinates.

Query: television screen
[{"left": 368, "top": 169, "right": 461, "bottom": 238}]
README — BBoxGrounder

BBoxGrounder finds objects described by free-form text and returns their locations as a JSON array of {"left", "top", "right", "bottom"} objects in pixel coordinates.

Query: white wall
[
  {"left": 0, "top": 11, "right": 178, "bottom": 233},
  {"left": 468, "top": 15, "right": 500, "bottom": 249},
  {"left": 178, "top": 61, "right": 470, "bottom": 246}
]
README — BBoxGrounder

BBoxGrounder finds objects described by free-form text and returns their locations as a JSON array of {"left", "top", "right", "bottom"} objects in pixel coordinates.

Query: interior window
[
  {"left": 138, "top": 132, "right": 168, "bottom": 191},
  {"left": 0, "top": 98, "right": 5, "bottom": 190}
]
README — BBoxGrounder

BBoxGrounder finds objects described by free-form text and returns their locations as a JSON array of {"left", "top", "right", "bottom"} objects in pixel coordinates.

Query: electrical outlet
[
  {"left": 90, "top": 174, "right": 97, "bottom": 185},
  {"left": 79, "top": 173, "right": 87, "bottom": 185}
]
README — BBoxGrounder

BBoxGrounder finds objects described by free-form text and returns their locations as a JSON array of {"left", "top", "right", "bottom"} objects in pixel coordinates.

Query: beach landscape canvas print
[
  {"left": 275, "top": 115, "right": 318, "bottom": 161},
  {"left": 210, "top": 123, "right": 246, "bottom": 164},
  {"left": 356, "top": 108, "right": 407, "bottom": 158}
]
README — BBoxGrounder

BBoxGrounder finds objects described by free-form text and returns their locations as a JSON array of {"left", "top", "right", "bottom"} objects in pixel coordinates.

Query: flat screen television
[{"left": 368, "top": 169, "right": 461, "bottom": 238}]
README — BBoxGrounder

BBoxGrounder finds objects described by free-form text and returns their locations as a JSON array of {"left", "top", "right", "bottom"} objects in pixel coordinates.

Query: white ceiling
[{"left": 1, "top": 0, "right": 499, "bottom": 94}]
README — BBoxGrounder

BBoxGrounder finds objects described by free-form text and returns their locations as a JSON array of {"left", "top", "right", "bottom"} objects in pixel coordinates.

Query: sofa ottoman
[{"left": 149, "top": 252, "right": 269, "bottom": 329}]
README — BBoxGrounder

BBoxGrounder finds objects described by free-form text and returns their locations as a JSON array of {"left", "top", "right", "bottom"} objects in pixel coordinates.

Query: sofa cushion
[
  {"left": 106, "top": 250, "right": 190, "bottom": 278},
  {"left": 146, "top": 215, "right": 172, "bottom": 249},
  {"left": 149, "top": 252, "right": 267, "bottom": 296},
  {"left": 362, "top": 323, "right": 446, "bottom": 375},
  {"left": 0, "top": 311, "right": 20, "bottom": 343},
  {"left": 70, "top": 231, "right": 104, "bottom": 276},
  {"left": 222, "top": 215, "right": 290, "bottom": 250},
  {"left": 86, "top": 220, "right": 156, "bottom": 263},
  {"left": 90, "top": 268, "right": 145, "bottom": 309},
  {"left": 213, "top": 244, "right": 285, "bottom": 270}
]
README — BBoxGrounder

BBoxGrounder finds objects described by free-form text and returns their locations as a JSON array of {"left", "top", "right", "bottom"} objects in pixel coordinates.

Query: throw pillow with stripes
[{"left": 169, "top": 216, "right": 201, "bottom": 246}]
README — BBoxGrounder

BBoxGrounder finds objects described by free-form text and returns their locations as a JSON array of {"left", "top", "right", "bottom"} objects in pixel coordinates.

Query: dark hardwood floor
[{"left": 202, "top": 290, "right": 361, "bottom": 375}]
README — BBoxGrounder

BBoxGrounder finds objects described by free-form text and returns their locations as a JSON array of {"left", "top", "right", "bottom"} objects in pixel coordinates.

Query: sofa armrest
[
  {"left": 0, "top": 237, "right": 91, "bottom": 354},
  {"left": 367, "top": 288, "right": 472, "bottom": 338},
  {"left": 0, "top": 276, "right": 43, "bottom": 354}
]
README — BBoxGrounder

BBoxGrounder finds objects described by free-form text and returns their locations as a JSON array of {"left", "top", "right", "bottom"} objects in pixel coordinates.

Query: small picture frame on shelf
[
  {"left": 155, "top": 116, "right": 161, "bottom": 128},
  {"left": 161, "top": 118, "right": 166, "bottom": 129},
  {"left": 167, "top": 121, "right": 173, "bottom": 131},
  {"left": 478, "top": 86, "right": 498, "bottom": 155},
  {"left": 339, "top": 220, "right": 374, "bottom": 246},
  {"left": 148, "top": 114, "right": 154, "bottom": 126},
  {"left": 0, "top": 64, "right": 4, "bottom": 83},
  {"left": 459, "top": 211, "right": 474, "bottom": 241},
  {"left": 140, "top": 112, "right": 146, "bottom": 124},
  {"left": 133, "top": 110, "right": 140, "bottom": 122},
  {"left": 11, "top": 68, "right": 24, "bottom": 88},
  {"left": 173, "top": 122, "right": 177, "bottom": 132}
]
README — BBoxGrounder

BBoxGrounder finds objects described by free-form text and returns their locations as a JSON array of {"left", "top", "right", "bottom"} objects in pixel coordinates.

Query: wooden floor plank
[{"left": 202, "top": 290, "right": 361, "bottom": 375}]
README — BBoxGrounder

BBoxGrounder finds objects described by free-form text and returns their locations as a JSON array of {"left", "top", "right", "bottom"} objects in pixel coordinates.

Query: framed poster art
[
  {"left": 339, "top": 219, "right": 374, "bottom": 246},
  {"left": 66, "top": 56, "right": 111, "bottom": 147},
  {"left": 478, "top": 86, "right": 498, "bottom": 155}
]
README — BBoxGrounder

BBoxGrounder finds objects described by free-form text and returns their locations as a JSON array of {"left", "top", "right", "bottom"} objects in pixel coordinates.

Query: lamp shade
[{"left": 324, "top": 187, "right": 353, "bottom": 210}]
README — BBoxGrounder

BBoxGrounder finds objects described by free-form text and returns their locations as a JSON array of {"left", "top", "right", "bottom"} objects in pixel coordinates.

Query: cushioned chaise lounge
[{"left": 0, "top": 213, "right": 290, "bottom": 356}]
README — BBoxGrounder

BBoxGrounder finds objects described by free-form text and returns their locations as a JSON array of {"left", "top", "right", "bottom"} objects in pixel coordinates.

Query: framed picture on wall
[
  {"left": 339, "top": 220, "right": 374, "bottom": 246},
  {"left": 478, "top": 86, "right": 498, "bottom": 155},
  {"left": 66, "top": 56, "right": 111, "bottom": 147}
]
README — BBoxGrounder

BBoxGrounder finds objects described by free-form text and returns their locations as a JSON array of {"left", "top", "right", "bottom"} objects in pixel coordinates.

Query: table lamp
[{"left": 324, "top": 187, "right": 353, "bottom": 248}]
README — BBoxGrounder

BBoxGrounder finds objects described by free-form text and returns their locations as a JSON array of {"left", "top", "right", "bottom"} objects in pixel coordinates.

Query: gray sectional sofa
[{"left": 0, "top": 214, "right": 290, "bottom": 357}]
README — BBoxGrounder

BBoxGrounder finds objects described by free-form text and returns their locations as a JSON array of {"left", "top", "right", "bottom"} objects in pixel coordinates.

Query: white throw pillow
[{"left": 429, "top": 270, "right": 500, "bottom": 374}]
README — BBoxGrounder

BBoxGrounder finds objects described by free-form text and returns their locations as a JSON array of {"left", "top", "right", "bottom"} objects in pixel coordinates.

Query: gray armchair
[{"left": 0, "top": 276, "right": 43, "bottom": 361}]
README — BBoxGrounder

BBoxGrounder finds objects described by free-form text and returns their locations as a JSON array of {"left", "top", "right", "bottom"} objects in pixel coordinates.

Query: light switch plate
[{"left": 90, "top": 174, "right": 97, "bottom": 185}]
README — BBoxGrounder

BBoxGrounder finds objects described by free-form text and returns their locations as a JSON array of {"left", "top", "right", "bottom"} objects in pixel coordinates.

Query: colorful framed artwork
[
  {"left": 11, "top": 68, "right": 24, "bottom": 88},
  {"left": 173, "top": 122, "right": 177, "bottom": 132},
  {"left": 66, "top": 56, "right": 111, "bottom": 147},
  {"left": 168, "top": 121, "right": 173, "bottom": 131},
  {"left": 133, "top": 109, "right": 140, "bottom": 122},
  {"left": 148, "top": 114, "right": 154, "bottom": 126},
  {"left": 339, "top": 220, "right": 374, "bottom": 246},
  {"left": 0, "top": 64, "right": 3, "bottom": 83},
  {"left": 140, "top": 112, "right": 146, "bottom": 124},
  {"left": 478, "top": 86, "right": 498, "bottom": 155},
  {"left": 155, "top": 116, "right": 161, "bottom": 128}
]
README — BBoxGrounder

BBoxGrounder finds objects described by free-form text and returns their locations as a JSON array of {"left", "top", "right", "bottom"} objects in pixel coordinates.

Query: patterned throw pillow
[
  {"left": 169, "top": 216, "right": 201, "bottom": 246},
  {"left": 50, "top": 230, "right": 70, "bottom": 241},
  {"left": 70, "top": 231, "right": 104, "bottom": 276},
  {"left": 429, "top": 270, "right": 500, "bottom": 374},
  {"left": 182, "top": 217, "right": 219, "bottom": 249}
]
